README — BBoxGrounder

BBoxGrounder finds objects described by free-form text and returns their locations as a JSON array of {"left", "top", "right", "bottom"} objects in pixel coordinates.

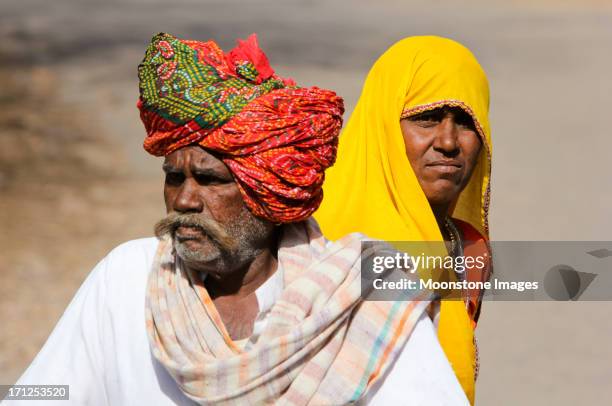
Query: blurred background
[{"left": 1, "top": 0, "right": 611, "bottom": 404}]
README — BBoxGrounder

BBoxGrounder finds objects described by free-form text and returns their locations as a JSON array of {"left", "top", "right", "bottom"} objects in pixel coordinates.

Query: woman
[{"left": 315, "top": 36, "right": 492, "bottom": 404}]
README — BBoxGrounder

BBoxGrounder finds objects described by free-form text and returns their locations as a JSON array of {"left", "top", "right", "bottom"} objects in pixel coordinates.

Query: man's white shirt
[{"left": 9, "top": 238, "right": 469, "bottom": 405}]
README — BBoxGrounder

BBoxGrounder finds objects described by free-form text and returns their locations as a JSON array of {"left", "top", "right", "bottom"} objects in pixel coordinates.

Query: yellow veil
[{"left": 314, "top": 36, "right": 491, "bottom": 403}]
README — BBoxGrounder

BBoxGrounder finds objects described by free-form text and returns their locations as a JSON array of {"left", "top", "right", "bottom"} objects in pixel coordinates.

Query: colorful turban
[{"left": 138, "top": 33, "right": 344, "bottom": 223}]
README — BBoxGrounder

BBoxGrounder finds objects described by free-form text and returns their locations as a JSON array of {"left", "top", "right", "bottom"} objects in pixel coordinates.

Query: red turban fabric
[{"left": 138, "top": 33, "right": 344, "bottom": 223}]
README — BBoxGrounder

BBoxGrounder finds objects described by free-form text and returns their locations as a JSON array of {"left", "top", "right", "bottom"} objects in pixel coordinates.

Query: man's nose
[
  {"left": 433, "top": 117, "right": 460, "bottom": 154},
  {"left": 172, "top": 178, "right": 204, "bottom": 213}
]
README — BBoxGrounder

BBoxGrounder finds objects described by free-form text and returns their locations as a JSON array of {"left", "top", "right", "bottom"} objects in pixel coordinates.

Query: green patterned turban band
[{"left": 138, "top": 32, "right": 295, "bottom": 132}]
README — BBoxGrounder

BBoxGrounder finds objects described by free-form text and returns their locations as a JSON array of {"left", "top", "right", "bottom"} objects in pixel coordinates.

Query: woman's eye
[
  {"left": 457, "top": 120, "right": 476, "bottom": 132},
  {"left": 454, "top": 113, "right": 477, "bottom": 131},
  {"left": 415, "top": 119, "right": 438, "bottom": 127}
]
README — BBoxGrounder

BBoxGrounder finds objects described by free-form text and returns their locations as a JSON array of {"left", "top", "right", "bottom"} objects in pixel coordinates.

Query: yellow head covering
[{"left": 314, "top": 36, "right": 491, "bottom": 404}]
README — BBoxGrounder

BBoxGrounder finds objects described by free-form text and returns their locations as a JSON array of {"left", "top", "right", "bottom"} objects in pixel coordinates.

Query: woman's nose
[{"left": 433, "top": 117, "right": 460, "bottom": 154}]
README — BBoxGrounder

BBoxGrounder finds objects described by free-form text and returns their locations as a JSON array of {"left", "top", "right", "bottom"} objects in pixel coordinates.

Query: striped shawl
[{"left": 145, "top": 219, "right": 430, "bottom": 405}]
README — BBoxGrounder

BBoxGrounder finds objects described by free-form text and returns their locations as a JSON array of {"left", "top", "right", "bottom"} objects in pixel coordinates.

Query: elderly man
[{"left": 11, "top": 34, "right": 469, "bottom": 405}]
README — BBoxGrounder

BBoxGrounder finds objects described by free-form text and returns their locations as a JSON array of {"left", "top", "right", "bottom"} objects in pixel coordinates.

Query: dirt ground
[{"left": 1, "top": 1, "right": 611, "bottom": 404}]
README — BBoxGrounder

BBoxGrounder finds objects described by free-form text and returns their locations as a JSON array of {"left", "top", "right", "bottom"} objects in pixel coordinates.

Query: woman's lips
[{"left": 425, "top": 160, "right": 463, "bottom": 175}]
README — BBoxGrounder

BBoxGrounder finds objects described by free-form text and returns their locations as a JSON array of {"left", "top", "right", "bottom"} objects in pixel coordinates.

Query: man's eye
[
  {"left": 165, "top": 173, "right": 184, "bottom": 186},
  {"left": 194, "top": 174, "right": 229, "bottom": 185}
]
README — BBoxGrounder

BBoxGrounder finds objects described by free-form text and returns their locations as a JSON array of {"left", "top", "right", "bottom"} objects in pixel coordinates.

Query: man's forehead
[{"left": 163, "top": 146, "right": 229, "bottom": 172}]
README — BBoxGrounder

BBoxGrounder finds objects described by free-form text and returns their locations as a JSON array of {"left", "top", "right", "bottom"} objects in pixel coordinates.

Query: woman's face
[{"left": 400, "top": 106, "right": 482, "bottom": 208}]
